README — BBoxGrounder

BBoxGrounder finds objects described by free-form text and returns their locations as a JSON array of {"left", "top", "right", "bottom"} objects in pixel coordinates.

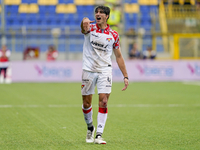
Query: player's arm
[
  {"left": 80, "top": 17, "right": 95, "bottom": 34},
  {"left": 113, "top": 48, "right": 129, "bottom": 91}
]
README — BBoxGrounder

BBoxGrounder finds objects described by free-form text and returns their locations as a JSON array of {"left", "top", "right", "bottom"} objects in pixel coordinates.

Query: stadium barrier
[{"left": 8, "top": 60, "right": 200, "bottom": 82}]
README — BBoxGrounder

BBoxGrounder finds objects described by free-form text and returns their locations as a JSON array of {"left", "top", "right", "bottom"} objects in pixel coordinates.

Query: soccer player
[
  {"left": 80, "top": 5, "right": 129, "bottom": 144},
  {"left": 0, "top": 45, "right": 11, "bottom": 83}
]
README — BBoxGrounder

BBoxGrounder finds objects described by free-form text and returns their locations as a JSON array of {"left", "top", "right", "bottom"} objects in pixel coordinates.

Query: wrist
[{"left": 124, "top": 77, "right": 129, "bottom": 80}]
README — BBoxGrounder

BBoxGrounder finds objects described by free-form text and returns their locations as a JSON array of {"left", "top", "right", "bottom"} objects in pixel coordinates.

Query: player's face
[{"left": 95, "top": 9, "right": 108, "bottom": 25}]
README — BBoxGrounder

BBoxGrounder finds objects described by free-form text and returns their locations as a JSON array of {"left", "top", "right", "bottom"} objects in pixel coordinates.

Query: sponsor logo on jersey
[
  {"left": 106, "top": 85, "right": 112, "bottom": 87},
  {"left": 82, "top": 79, "right": 89, "bottom": 81},
  {"left": 106, "top": 38, "right": 112, "bottom": 42},
  {"left": 81, "top": 85, "right": 85, "bottom": 89},
  {"left": 91, "top": 41, "right": 104, "bottom": 48}
]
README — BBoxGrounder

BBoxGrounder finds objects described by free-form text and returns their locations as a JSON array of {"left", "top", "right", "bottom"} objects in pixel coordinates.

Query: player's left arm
[{"left": 113, "top": 48, "right": 129, "bottom": 91}]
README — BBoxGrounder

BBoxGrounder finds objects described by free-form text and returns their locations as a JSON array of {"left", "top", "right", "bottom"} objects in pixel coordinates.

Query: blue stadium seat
[
  {"left": 125, "top": 13, "right": 138, "bottom": 22},
  {"left": 140, "top": 20, "right": 152, "bottom": 31},
  {"left": 5, "top": 5, "right": 19, "bottom": 15},
  {"left": 58, "top": 44, "right": 66, "bottom": 52},
  {"left": 22, "top": 0, "right": 38, "bottom": 4},
  {"left": 125, "top": 0, "right": 137, "bottom": 3},
  {"left": 21, "top": 0, "right": 29, "bottom": 3},
  {"left": 58, "top": 0, "right": 74, "bottom": 3},
  {"left": 69, "top": 44, "right": 83, "bottom": 52},
  {"left": 150, "top": 5, "right": 158, "bottom": 12},
  {"left": 15, "top": 44, "right": 24, "bottom": 52},
  {"left": 140, "top": 6, "right": 150, "bottom": 13},
  {"left": 156, "top": 44, "right": 164, "bottom": 52}
]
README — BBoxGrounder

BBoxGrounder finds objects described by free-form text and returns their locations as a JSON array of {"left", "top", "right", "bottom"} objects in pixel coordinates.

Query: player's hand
[
  {"left": 122, "top": 78, "right": 129, "bottom": 91},
  {"left": 82, "top": 18, "right": 95, "bottom": 33}
]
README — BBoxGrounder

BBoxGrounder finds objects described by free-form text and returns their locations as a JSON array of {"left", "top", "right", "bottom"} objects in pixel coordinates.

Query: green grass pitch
[{"left": 0, "top": 82, "right": 200, "bottom": 150}]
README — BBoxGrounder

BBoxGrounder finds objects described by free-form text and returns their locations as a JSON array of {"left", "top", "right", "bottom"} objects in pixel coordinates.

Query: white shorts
[{"left": 81, "top": 70, "right": 112, "bottom": 95}]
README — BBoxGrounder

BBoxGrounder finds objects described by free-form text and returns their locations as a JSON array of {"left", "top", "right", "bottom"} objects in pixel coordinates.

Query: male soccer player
[
  {"left": 0, "top": 45, "right": 11, "bottom": 83},
  {"left": 81, "top": 5, "right": 129, "bottom": 144}
]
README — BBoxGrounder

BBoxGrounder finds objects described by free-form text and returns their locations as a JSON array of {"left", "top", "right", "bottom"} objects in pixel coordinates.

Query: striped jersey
[{"left": 82, "top": 24, "right": 120, "bottom": 72}]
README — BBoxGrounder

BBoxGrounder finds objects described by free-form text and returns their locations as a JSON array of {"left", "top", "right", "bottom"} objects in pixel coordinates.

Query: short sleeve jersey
[{"left": 82, "top": 24, "right": 120, "bottom": 72}]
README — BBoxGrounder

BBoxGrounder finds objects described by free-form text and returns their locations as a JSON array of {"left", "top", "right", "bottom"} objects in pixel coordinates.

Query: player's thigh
[
  {"left": 81, "top": 70, "right": 98, "bottom": 95},
  {"left": 97, "top": 71, "right": 112, "bottom": 94}
]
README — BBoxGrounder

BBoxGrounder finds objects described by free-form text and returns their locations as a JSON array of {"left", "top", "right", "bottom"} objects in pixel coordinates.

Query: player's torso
[{"left": 89, "top": 30, "right": 114, "bottom": 57}]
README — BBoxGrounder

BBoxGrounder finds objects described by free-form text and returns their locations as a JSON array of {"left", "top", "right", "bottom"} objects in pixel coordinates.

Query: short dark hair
[{"left": 95, "top": 5, "right": 110, "bottom": 20}]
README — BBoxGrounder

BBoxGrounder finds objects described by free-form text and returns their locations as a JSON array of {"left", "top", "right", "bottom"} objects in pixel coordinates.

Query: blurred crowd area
[{"left": 0, "top": 0, "right": 200, "bottom": 61}]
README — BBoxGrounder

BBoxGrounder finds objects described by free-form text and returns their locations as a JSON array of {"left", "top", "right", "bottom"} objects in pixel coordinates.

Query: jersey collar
[{"left": 96, "top": 23, "right": 110, "bottom": 31}]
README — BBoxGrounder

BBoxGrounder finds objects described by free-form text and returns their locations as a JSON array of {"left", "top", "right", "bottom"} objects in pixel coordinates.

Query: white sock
[
  {"left": 96, "top": 107, "right": 108, "bottom": 134},
  {"left": 82, "top": 105, "right": 93, "bottom": 127}
]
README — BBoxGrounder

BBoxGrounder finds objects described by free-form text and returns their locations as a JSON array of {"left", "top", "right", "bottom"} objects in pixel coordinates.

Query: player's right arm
[{"left": 80, "top": 17, "right": 95, "bottom": 34}]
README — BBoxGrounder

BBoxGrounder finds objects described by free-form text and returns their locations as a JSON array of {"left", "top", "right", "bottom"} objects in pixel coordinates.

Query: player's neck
[{"left": 97, "top": 23, "right": 107, "bottom": 29}]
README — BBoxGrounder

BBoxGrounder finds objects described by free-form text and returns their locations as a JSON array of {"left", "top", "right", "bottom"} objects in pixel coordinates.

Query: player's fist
[{"left": 82, "top": 18, "right": 95, "bottom": 33}]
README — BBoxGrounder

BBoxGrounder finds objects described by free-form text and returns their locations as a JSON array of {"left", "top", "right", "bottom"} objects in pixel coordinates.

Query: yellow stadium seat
[
  {"left": 29, "top": 4, "right": 39, "bottom": 13},
  {"left": 56, "top": 4, "right": 65, "bottom": 13},
  {"left": 139, "top": 0, "right": 158, "bottom": 5},
  {"left": 149, "top": 0, "right": 158, "bottom": 5},
  {"left": 124, "top": 4, "right": 139, "bottom": 13},
  {"left": 5, "top": 0, "right": 21, "bottom": 5},
  {"left": 19, "top": 4, "right": 39, "bottom": 13},
  {"left": 19, "top": 4, "right": 29, "bottom": 13},
  {"left": 56, "top": 4, "right": 77, "bottom": 13},
  {"left": 38, "top": 0, "right": 58, "bottom": 5},
  {"left": 179, "top": 0, "right": 184, "bottom": 5},
  {"left": 74, "top": 0, "right": 95, "bottom": 5},
  {"left": 190, "top": 0, "right": 195, "bottom": 5}
]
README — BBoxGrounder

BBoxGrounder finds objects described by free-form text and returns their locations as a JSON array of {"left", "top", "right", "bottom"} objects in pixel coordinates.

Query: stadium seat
[
  {"left": 74, "top": 0, "right": 95, "bottom": 5},
  {"left": 38, "top": 0, "right": 58, "bottom": 5},
  {"left": 5, "top": 0, "right": 21, "bottom": 5},
  {"left": 124, "top": 4, "right": 139, "bottom": 13},
  {"left": 125, "top": 13, "right": 138, "bottom": 22},
  {"left": 58, "top": 0, "right": 74, "bottom": 3},
  {"left": 19, "top": 4, "right": 38, "bottom": 13},
  {"left": 22, "top": 0, "right": 38, "bottom": 4},
  {"left": 5, "top": 5, "right": 19, "bottom": 14},
  {"left": 56, "top": 4, "right": 77, "bottom": 13},
  {"left": 58, "top": 43, "right": 66, "bottom": 52},
  {"left": 156, "top": 44, "right": 164, "bottom": 52},
  {"left": 29, "top": 4, "right": 39, "bottom": 13},
  {"left": 139, "top": 0, "right": 158, "bottom": 5},
  {"left": 125, "top": 0, "right": 138, "bottom": 3},
  {"left": 15, "top": 44, "right": 24, "bottom": 52},
  {"left": 140, "top": 5, "right": 150, "bottom": 13},
  {"left": 18, "top": 4, "right": 29, "bottom": 13}
]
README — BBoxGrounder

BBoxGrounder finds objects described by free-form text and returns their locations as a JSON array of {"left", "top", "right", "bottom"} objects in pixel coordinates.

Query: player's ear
[{"left": 106, "top": 15, "right": 109, "bottom": 21}]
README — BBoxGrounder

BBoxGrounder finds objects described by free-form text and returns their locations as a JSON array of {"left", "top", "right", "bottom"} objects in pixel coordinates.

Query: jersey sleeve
[{"left": 113, "top": 32, "right": 120, "bottom": 49}]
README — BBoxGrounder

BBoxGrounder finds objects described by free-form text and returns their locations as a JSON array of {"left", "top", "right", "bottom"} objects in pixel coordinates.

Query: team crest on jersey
[
  {"left": 106, "top": 38, "right": 112, "bottom": 42},
  {"left": 81, "top": 85, "right": 85, "bottom": 89}
]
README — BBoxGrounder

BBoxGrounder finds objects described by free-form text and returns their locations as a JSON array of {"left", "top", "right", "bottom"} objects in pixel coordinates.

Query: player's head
[
  {"left": 95, "top": 6, "right": 110, "bottom": 24},
  {"left": 2, "top": 45, "right": 7, "bottom": 51}
]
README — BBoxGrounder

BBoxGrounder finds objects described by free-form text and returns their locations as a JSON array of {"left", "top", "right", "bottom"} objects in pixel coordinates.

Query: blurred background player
[
  {"left": 0, "top": 45, "right": 11, "bottom": 83},
  {"left": 129, "top": 42, "right": 141, "bottom": 60},
  {"left": 142, "top": 46, "right": 156, "bottom": 60},
  {"left": 46, "top": 45, "right": 58, "bottom": 61},
  {"left": 81, "top": 5, "right": 129, "bottom": 144}
]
